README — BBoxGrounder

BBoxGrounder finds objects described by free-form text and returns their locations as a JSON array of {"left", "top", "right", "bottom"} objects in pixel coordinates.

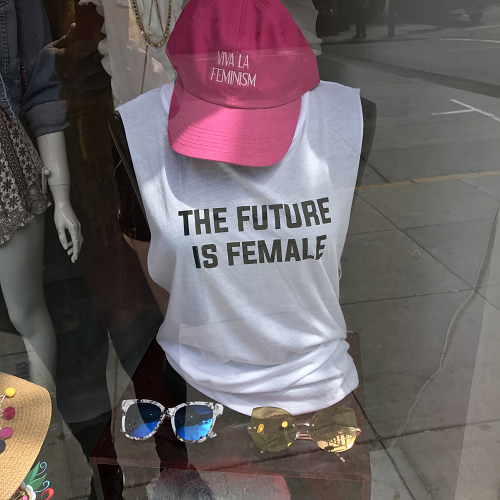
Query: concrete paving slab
[
  {"left": 370, "top": 449, "right": 415, "bottom": 500},
  {"left": 390, "top": 291, "right": 487, "bottom": 435},
  {"left": 349, "top": 195, "right": 397, "bottom": 235},
  {"left": 478, "top": 284, "right": 500, "bottom": 311},
  {"left": 384, "top": 448, "right": 431, "bottom": 500},
  {"left": 358, "top": 164, "right": 389, "bottom": 187},
  {"left": 384, "top": 426, "right": 467, "bottom": 500},
  {"left": 342, "top": 291, "right": 486, "bottom": 438},
  {"left": 483, "top": 230, "right": 500, "bottom": 290},
  {"left": 340, "top": 230, "right": 469, "bottom": 304},
  {"left": 453, "top": 201, "right": 500, "bottom": 498},
  {"left": 405, "top": 218, "right": 495, "bottom": 287},
  {"left": 452, "top": 301, "right": 500, "bottom": 499},
  {"left": 454, "top": 420, "right": 500, "bottom": 500},
  {"left": 366, "top": 141, "right": 500, "bottom": 182},
  {"left": 370, "top": 448, "right": 430, "bottom": 500},
  {"left": 460, "top": 175, "right": 500, "bottom": 201},
  {"left": 358, "top": 180, "right": 498, "bottom": 229},
  {"left": 456, "top": 297, "right": 500, "bottom": 421}
]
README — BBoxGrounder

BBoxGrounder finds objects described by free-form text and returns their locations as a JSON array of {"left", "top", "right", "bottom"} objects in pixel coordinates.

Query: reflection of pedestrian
[{"left": 352, "top": 0, "right": 369, "bottom": 39}]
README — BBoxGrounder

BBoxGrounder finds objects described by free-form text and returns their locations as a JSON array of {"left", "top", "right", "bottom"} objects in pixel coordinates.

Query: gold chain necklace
[
  {"left": 130, "top": 0, "right": 172, "bottom": 48},
  {"left": 132, "top": 0, "right": 173, "bottom": 94}
]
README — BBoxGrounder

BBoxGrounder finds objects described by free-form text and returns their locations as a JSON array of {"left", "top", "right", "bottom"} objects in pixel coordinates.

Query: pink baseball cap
[{"left": 166, "top": 0, "right": 319, "bottom": 167}]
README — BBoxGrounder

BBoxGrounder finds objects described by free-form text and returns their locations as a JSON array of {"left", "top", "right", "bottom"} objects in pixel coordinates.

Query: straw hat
[{"left": 0, "top": 373, "right": 52, "bottom": 500}]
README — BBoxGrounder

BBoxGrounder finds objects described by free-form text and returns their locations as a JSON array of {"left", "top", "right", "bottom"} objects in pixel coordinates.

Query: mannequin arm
[{"left": 36, "top": 131, "right": 83, "bottom": 262}]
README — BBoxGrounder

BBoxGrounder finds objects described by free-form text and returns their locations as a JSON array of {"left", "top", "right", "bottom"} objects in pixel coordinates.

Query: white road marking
[
  {"left": 450, "top": 99, "right": 500, "bottom": 123},
  {"left": 432, "top": 99, "right": 500, "bottom": 123},
  {"left": 431, "top": 109, "right": 475, "bottom": 115},
  {"left": 465, "top": 24, "right": 500, "bottom": 31}
]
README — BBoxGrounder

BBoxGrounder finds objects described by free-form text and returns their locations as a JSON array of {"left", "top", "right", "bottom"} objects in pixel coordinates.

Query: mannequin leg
[
  {"left": 360, "top": 8, "right": 367, "bottom": 37},
  {"left": 0, "top": 213, "right": 56, "bottom": 393},
  {"left": 355, "top": 10, "right": 362, "bottom": 37}
]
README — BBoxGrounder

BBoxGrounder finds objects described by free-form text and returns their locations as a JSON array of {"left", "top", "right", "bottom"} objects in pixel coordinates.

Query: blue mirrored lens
[
  {"left": 125, "top": 403, "right": 162, "bottom": 438},
  {"left": 175, "top": 405, "right": 214, "bottom": 442}
]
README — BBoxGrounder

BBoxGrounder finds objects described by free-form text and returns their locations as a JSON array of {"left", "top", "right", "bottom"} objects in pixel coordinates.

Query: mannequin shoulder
[
  {"left": 311, "top": 81, "right": 361, "bottom": 107},
  {"left": 309, "top": 81, "right": 363, "bottom": 123},
  {"left": 117, "top": 85, "right": 169, "bottom": 120}
]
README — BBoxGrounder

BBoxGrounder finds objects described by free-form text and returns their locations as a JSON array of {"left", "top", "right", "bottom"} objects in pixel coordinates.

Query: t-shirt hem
[{"left": 188, "top": 370, "right": 360, "bottom": 417}]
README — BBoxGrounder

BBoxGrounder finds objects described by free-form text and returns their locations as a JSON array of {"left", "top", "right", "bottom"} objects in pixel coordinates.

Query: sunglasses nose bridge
[{"left": 157, "top": 410, "right": 168, "bottom": 427}]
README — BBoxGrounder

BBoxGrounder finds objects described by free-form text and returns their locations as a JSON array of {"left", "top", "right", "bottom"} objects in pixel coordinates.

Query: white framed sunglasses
[{"left": 121, "top": 399, "right": 224, "bottom": 443}]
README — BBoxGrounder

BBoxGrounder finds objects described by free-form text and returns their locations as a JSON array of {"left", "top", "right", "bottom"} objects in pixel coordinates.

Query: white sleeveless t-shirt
[{"left": 119, "top": 80, "right": 363, "bottom": 416}]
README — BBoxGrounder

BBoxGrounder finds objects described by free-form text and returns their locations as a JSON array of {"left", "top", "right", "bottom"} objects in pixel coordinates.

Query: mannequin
[
  {"left": 0, "top": 0, "right": 83, "bottom": 393},
  {"left": 0, "top": 131, "right": 81, "bottom": 393},
  {"left": 105, "top": 1, "right": 379, "bottom": 495}
]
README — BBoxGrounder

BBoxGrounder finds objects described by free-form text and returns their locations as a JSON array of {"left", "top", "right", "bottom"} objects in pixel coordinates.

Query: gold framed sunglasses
[{"left": 248, "top": 406, "right": 361, "bottom": 462}]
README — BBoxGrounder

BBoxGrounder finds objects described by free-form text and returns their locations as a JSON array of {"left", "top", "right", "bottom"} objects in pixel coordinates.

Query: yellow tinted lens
[
  {"left": 250, "top": 407, "right": 297, "bottom": 452},
  {"left": 309, "top": 407, "right": 358, "bottom": 453}
]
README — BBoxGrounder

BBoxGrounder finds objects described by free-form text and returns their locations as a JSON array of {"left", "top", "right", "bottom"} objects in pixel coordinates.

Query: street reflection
[{"left": 0, "top": 0, "right": 499, "bottom": 499}]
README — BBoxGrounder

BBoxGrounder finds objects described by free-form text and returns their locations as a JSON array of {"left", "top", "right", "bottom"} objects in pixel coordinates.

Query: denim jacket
[{"left": 0, "top": 0, "right": 68, "bottom": 138}]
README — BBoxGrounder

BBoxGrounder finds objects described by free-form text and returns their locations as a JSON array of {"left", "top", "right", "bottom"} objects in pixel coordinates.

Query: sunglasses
[
  {"left": 121, "top": 399, "right": 223, "bottom": 443},
  {"left": 248, "top": 406, "right": 361, "bottom": 461}
]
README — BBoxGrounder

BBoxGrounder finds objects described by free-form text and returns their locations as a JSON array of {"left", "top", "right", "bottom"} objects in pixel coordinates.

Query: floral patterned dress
[{"left": 0, "top": 107, "right": 51, "bottom": 245}]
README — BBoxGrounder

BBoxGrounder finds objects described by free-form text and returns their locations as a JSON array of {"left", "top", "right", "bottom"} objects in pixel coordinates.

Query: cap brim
[
  {"left": 168, "top": 81, "right": 301, "bottom": 167},
  {"left": 0, "top": 373, "right": 52, "bottom": 500}
]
